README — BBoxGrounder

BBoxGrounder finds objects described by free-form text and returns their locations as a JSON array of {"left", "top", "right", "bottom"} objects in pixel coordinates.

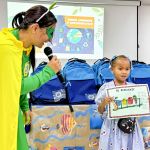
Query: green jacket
[
  {"left": 20, "top": 52, "right": 56, "bottom": 112},
  {"left": 11, "top": 29, "right": 56, "bottom": 150},
  {"left": 12, "top": 29, "right": 56, "bottom": 112}
]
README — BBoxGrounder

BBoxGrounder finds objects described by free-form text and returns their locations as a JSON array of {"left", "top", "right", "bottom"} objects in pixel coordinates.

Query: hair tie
[{"left": 110, "top": 55, "right": 117, "bottom": 65}]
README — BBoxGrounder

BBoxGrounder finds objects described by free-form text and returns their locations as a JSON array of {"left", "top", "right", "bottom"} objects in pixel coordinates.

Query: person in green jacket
[{"left": 10, "top": 4, "right": 60, "bottom": 150}]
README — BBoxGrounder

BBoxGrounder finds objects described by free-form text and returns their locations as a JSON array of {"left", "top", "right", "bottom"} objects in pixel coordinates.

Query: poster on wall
[
  {"left": 107, "top": 84, "right": 150, "bottom": 119},
  {"left": 7, "top": 2, "right": 104, "bottom": 59}
]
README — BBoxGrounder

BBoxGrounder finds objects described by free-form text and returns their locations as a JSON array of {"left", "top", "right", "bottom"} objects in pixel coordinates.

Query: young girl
[{"left": 95, "top": 55, "right": 145, "bottom": 150}]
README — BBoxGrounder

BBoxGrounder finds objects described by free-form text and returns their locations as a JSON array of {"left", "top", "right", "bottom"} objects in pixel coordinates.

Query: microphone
[
  {"left": 44, "top": 47, "right": 65, "bottom": 84},
  {"left": 44, "top": 47, "right": 74, "bottom": 112}
]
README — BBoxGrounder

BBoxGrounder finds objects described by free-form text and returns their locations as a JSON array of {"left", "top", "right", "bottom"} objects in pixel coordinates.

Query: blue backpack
[
  {"left": 129, "top": 61, "right": 150, "bottom": 88},
  {"left": 63, "top": 58, "right": 97, "bottom": 104},
  {"left": 92, "top": 58, "right": 114, "bottom": 88},
  {"left": 30, "top": 62, "right": 66, "bottom": 105}
]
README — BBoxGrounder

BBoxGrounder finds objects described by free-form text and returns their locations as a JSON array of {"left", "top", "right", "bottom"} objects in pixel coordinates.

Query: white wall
[
  {"left": 0, "top": 0, "right": 8, "bottom": 28},
  {"left": 139, "top": 5, "right": 150, "bottom": 64},
  {"left": 103, "top": 5, "right": 137, "bottom": 60}
]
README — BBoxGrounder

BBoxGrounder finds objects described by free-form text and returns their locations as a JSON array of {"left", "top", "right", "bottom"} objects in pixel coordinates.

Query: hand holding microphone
[
  {"left": 44, "top": 47, "right": 74, "bottom": 112},
  {"left": 44, "top": 47, "right": 65, "bottom": 84}
]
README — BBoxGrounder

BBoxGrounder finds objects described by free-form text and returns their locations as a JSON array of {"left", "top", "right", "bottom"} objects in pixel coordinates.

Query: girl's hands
[
  {"left": 98, "top": 96, "right": 114, "bottom": 114},
  {"left": 103, "top": 96, "right": 113, "bottom": 106}
]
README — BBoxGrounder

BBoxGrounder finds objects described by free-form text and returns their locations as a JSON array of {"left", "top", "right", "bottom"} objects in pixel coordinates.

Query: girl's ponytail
[{"left": 12, "top": 12, "right": 26, "bottom": 29}]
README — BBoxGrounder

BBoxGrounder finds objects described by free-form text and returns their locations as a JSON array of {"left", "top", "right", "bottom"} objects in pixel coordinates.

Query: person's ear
[{"left": 29, "top": 23, "right": 39, "bottom": 33}]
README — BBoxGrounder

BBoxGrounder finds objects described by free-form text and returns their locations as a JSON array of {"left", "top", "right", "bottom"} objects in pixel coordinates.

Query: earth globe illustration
[{"left": 67, "top": 29, "right": 82, "bottom": 44}]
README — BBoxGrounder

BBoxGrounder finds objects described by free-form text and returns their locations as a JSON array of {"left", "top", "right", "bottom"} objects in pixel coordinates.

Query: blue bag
[
  {"left": 63, "top": 58, "right": 97, "bottom": 104},
  {"left": 89, "top": 104, "right": 103, "bottom": 129},
  {"left": 92, "top": 57, "right": 110, "bottom": 74},
  {"left": 30, "top": 62, "right": 66, "bottom": 105},
  {"left": 129, "top": 61, "right": 150, "bottom": 88},
  {"left": 92, "top": 58, "right": 114, "bottom": 87}
]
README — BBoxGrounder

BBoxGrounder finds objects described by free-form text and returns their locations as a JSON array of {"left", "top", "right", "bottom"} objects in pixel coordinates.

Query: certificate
[{"left": 107, "top": 84, "right": 150, "bottom": 119}]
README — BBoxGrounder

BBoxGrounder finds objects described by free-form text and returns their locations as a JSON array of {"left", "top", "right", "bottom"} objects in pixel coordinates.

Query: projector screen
[{"left": 7, "top": 2, "right": 104, "bottom": 59}]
